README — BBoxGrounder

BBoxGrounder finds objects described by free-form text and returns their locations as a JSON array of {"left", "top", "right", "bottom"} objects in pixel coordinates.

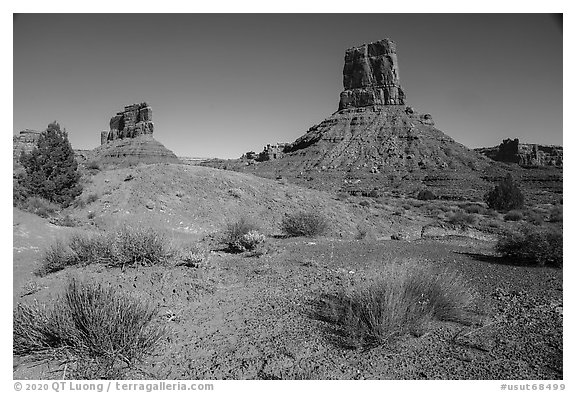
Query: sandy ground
[{"left": 13, "top": 164, "right": 562, "bottom": 379}]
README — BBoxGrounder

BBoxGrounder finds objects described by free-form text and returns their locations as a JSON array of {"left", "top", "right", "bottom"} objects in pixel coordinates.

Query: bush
[
  {"left": 237, "top": 230, "right": 266, "bottom": 252},
  {"left": 179, "top": 244, "right": 208, "bottom": 267},
  {"left": 549, "top": 205, "right": 563, "bottom": 223},
  {"left": 112, "top": 225, "right": 169, "bottom": 267},
  {"left": 503, "top": 210, "right": 523, "bottom": 221},
  {"left": 447, "top": 210, "right": 477, "bottom": 226},
  {"left": 366, "top": 189, "right": 382, "bottom": 198},
  {"left": 50, "top": 214, "right": 78, "bottom": 227},
  {"left": 312, "top": 262, "right": 478, "bottom": 348},
  {"left": 13, "top": 277, "right": 164, "bottom": 378},
  {"left": 36, "top": 240, "right": 77, "bottom": 276},
  {"left": 417, "top": 189, "right": 436, "bottom": 201},
  {"left": 484, "top": 173, "right": 524, "bottom": 211},
  {"left": 86, "top": 193, "right": 99, "bottom": 204},
  {"left": 359, "top": 200, "right": 370, "bottom": 207},
  {"left": 19, "top": 197, "right": 60, "bottom": 218},
  {"left": 524, "top": 210, "right": 544, "bottom": 226},
  {"left": 85, "top": 161, "right": 100, "bottom": 171},
  {"left": 462, "top": 203, "right": 487, "bottom": 215},
  {"left": 37, "top": 226, "right": 169, "bottom": 275},
  {"left": 223, "top": 217, "right": 261, "bottom": 252},
  {"left": 496, "top": 225, "right": 562, "bottom": 267},
  {"left": 18, "top": 122, "right": 82, "bottom": 207},
  {"left": 281, "top": 211, "right": 329, "bottom": 237}
]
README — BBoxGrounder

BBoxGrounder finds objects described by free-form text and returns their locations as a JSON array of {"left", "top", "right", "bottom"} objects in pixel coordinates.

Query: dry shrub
[
  {"left": 281, "top": 211, "right": 328, "bottom": 237},
  {"left": 549, "top": 205, "right": 563, "bottom": 223},
  {"left": 20, "top": 197, "right": 60, "bottom": 218},
  {"left": 37, "top": 240, "right": 78, "bottom": 276},
  {"left": 503, "top": 210, "right": 523, "bottom": 222},
  {"left": 313, "top": 262, "right": 478, "bottom": 348},
  {"left": 496, "top": 225, "right": 562, "bottom": 267},
  {"left": 223, "top": 217, "right": 263, "bottom": 252},
  {"left": 13, "top": 277, "right": 164, "bottom": 379},
  {"left": 447, "top": 210, "right": 477, "bottom": 226},
  {"left": 417, "top": 189, "right": 436, "bottom": 201},
  {"left": 112, "top": 225, "right": 168, "bottom": 267},
  {"left": 86, "top": 193, "right": 99, "bottom": 204},
  {"left": 37, "top": 226, "right": 169, "bottom": 276},
  {"left": 463, "top": 203, "right": 487, "bottom": 215}
]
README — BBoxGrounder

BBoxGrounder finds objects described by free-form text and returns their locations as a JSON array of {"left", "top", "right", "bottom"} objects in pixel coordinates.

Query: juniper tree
[
  {"left": 19, "top": 122, "right": 82, "bottom": 207},
  {"left": 484, "top": 173, "right": 524, "bottom": 211}
]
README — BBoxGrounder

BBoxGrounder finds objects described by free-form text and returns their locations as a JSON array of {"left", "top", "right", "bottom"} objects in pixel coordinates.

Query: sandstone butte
[
  {"left": 202, "top": 38, "right": 561, "bottom": 201},
  {"left": 93, "top": 102, "right": 180, "bottom": 166}
]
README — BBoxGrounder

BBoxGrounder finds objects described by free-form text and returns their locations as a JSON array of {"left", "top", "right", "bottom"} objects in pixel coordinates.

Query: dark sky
[{"left": 13, "top": 14, "right": 562, "bottom": 158}]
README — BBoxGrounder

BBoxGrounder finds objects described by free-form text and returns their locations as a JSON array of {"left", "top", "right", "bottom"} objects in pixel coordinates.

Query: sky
[{"left": 13, "top": 14, "right": 563, "bottom": 159}]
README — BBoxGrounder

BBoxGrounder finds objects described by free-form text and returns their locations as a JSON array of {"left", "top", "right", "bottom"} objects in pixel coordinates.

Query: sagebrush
[
  {"left": 496, "top": 225, "right": 562, "bottom": 267},
  {"left": 14, "top": 277, "right": 164, "bottom": 379},
  {"left": 223, "top": 217, "right": 263, "bottom": 252},
  {"left": 313, "top": 262, "right": 479, "bottom": 348},
  {"left": 281, "top": 211, "right": 329, "bottom": 237},
  {"left": 37, "top": 226, "right": 169, "bottom": 276}
]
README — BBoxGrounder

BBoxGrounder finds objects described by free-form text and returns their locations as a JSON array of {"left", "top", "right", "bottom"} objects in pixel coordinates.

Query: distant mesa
[
  {"left": 13, "top": 129, "right": 41, "bottom": 160},
  {"left": 475, "top": 138, "right": 563, "bottom": 167},
  {"left": 94, "top": 102, "right": 179, "bottom": 166}
]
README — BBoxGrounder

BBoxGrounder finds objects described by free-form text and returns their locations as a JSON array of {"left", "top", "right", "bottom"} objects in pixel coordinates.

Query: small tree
[
  {"left": 19, "top": 122, "right": 82, "bottom": 207},
  {"left": 484, "top": 173, "right": 524, "bottom": 211}
]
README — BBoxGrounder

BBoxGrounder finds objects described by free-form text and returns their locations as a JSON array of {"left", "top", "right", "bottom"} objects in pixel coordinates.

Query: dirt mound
[
  {"left": 70, "top": 164, "right": 427, "bottom": 240},
  {"left": 92, "top": 135, "right": 180, "bottom": 167}
]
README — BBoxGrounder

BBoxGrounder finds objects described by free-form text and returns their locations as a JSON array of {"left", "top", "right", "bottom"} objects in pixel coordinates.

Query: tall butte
[
  {"left": 240, "top": 38, "right": 495, "bottom": 198},
  {"left": 93, "top": 102, "right": 179, "bottom": 167}
]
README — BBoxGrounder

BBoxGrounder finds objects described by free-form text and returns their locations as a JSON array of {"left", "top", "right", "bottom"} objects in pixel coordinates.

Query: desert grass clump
[
  {"left": 447, "top": 210, "right": 477, "bottom": 226},
  {"left": 37, "top": 226, "right": 169, "bottom": 275},
  {"left": 36, "top": 240, "right": 78, "bottom": 276},
  {"left": 281, "top": 211, "right": 329, "bottom": 237},
  {"left": 496, "top": 225, "right": 562, "bottom": 267},
  {"left": 13, "top": 277, "right": 164, "bottom": 378},
  {"left": 503, "top": 210, "right": 523, "bottom": 221},
  {"left": 112, "top": 225, "right": 169, "bottom": 267},
  {"left": 20, "top": 197, "right": 60, "bottom": 218},
  {"left": 313, "top": 262, "right": 478, "bottom": 348}
]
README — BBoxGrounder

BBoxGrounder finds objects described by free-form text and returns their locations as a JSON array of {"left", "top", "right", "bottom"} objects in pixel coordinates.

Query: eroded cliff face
[
  {"left": 475, "top": 139, "right": 563, "bottom": 167},
  {"left": 101, "top": 103, "right": 154, "bottom": 145},
  {"left": 338, "top": 39, "right": 405, "bottom": 110}
]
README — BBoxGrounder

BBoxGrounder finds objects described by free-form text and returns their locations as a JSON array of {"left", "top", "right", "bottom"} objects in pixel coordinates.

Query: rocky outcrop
[
  {"left": 95, "top": 103, "right": 179, "bottom": 167},
  {"left": 13, "top": 129, "right": 41, "bottom": 160},
  {"left": 101, "top": 103, "right": 154, "bottom": 145},
  {"left": 338, "top": 39, "right": 406, "bottom": 110},
  {"left": 475, "top": 139, "right": 563, "bottom": 167}
]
